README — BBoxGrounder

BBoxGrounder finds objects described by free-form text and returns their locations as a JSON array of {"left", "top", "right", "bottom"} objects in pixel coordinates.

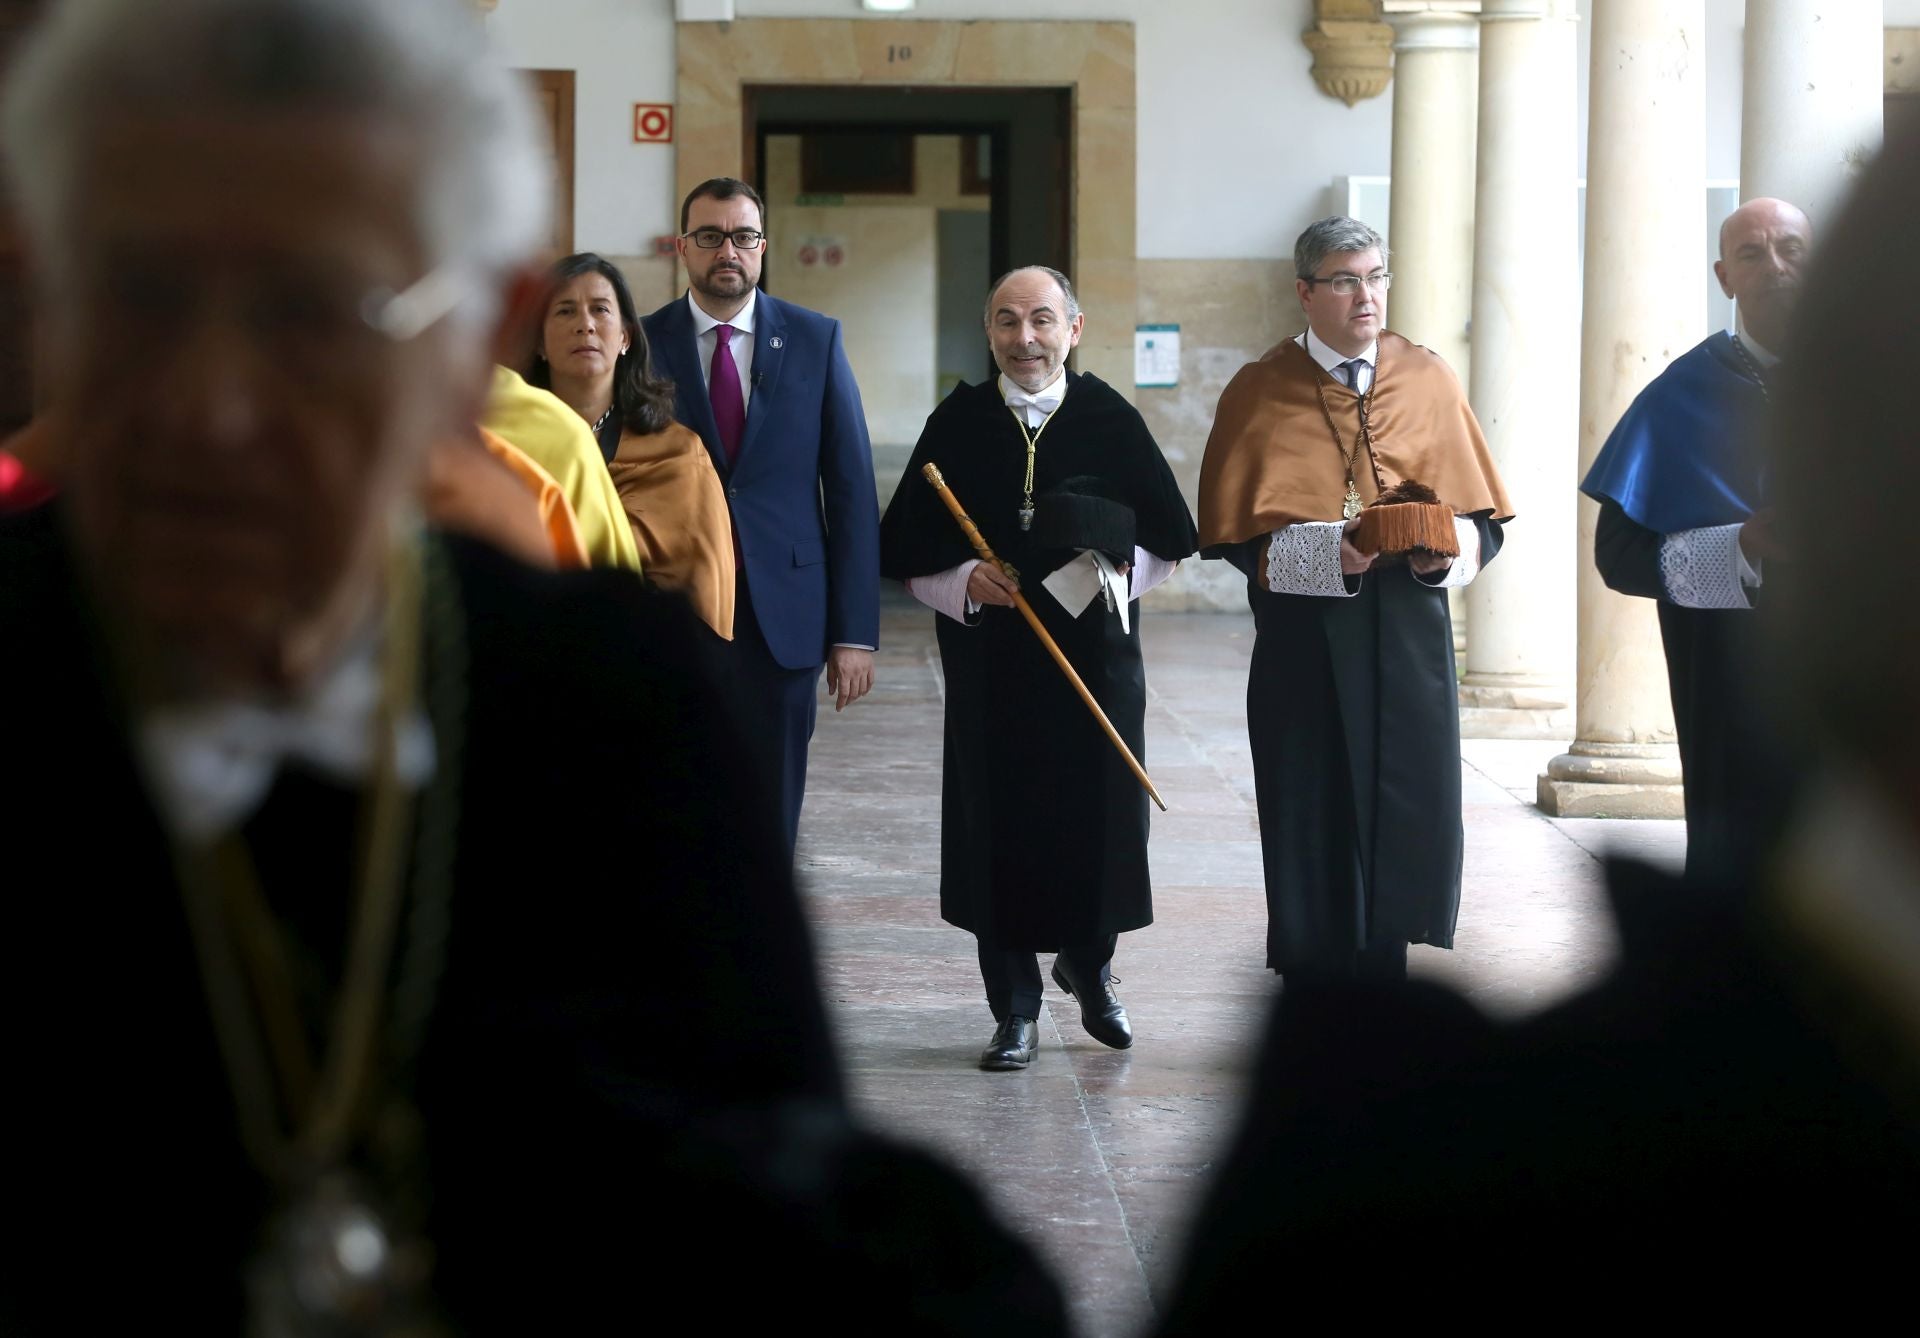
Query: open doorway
[{"left": 744, "top": 85, "right": 1072, "bottom": 498}]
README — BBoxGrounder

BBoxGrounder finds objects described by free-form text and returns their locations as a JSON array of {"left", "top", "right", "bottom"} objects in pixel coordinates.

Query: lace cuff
[
  {"left": 1413, "top": 516, "right": 1484, "bottom": 590},
  {"left": 1265, "top": 522, "right": 1354, "bottom": 597},
  {"left": 1659, "top": 524, "right": 1754, "bottom": 609}
]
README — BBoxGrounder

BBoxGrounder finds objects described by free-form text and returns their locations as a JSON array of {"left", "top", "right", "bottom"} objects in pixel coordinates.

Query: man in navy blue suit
[{"left": 643, "top": 178, "right": 881, "bottom": 851}]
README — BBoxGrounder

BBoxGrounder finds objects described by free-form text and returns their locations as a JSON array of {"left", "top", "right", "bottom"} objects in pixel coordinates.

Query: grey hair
[
  {"left": 983, "top": 265, "right": 1081, "bottom": 325},
  {"left": 1294, "top": 216, "right": 1389, "bottom": 281},
  {"left": 1, "top": 0, "right": 550, "bottom": 325}
]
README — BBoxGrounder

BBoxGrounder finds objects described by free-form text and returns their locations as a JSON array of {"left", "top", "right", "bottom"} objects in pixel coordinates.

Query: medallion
[
  {"left": 249, "top": 1170, "right": 440, "bottom": 1337},
  {"left": 1342, "top": 482, "right": 1362, "bottom": 521}
]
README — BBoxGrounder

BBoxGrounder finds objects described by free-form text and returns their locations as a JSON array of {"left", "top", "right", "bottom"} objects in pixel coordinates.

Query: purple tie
[{"left": 709, "top": 323, "right": 746, "bottom": 465}]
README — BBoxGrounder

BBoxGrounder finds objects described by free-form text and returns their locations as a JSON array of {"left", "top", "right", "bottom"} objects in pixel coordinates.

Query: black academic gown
[
  {"left": 1227, "top": 519, "right": 1502, "bottom": 973},
  {"left": 1155, "top": 855, "right": 1920, "bottom": 1328},
  {"left": 879, "top": 374, "right": 1197, "bottom": 951},
  {"left": 1594, "top": 500, "right": 1798, "bottom": 879},
  {"left": 0, "top": 505, "right": 1065, "bottom": 1336}
]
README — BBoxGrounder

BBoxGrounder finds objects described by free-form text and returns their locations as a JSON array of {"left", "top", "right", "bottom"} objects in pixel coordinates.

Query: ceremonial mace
[{"left": 921, "top": 462, "right": 1167, "bottom": 812}]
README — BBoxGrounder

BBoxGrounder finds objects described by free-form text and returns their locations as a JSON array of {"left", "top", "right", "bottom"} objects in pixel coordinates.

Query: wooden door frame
[{"left": 526, "top": 67, "right": 575, "bottom": 257}]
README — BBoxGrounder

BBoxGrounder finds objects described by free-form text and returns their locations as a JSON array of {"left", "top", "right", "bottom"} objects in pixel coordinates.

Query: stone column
[
  {"left": 1458, "top": 0, "right": 1579, "bottom": 739},
  {"left": 1387, "top": 9, "right": 1477, "bottom": 381},
  {"left": 1742, "top": 0, "right": 1883, "bottom": 228},
  {"left": 1537, "top": 0, "right": 1707, "bottom": 819}
]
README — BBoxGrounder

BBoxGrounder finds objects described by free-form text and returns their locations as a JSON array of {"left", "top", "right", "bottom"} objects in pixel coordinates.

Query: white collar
[
  {"left": 1299, "top": 327, "right": 1378, "bottom": 374},
  {"left": 688, "top": 286, "right": 757, "bottom": 337},
  {"left": 1733, "top": 312, "right": 1780, "bottom": 368},
  {"left": 998, "top": 367, "right": 1068, "bottom": 412},
  {"left": 137, "top": 631, "right": 434, "bottom": 844}
]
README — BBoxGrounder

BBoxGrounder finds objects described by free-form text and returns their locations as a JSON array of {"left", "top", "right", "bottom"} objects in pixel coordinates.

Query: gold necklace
[
  {"left": 166, "top": 533, "right": 465, "bottom": 1336},
  {"left": 1310, "top": 353, "right": 1383, "bottom": 520},
  {"left": 1002, "top": 383, "right": 1063, "bottom": 531}
]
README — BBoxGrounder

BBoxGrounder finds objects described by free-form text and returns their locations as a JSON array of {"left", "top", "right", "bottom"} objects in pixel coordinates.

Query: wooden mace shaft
[{"left": 920, "top": 462, "right": 1167, "bottom": 812}]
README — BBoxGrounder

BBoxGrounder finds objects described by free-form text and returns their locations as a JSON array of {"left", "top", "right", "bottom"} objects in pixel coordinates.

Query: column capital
[{"left": 1390, "top": 12, "right": 1480, "bottom": 53}]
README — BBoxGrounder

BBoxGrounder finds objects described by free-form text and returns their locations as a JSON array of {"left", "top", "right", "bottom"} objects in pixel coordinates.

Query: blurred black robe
[
  {"left": 1156, "top": 853, "right": 1920, "bottom": 1328},
  {"left": 879, "top": 373, "right": 1197, "bottom": 950},
  {"left": 0, "top": 504, "right": 1064, "bottom": 1335}
]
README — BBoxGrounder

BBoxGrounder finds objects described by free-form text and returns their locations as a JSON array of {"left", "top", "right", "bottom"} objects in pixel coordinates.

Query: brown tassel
[{"left": 1352, "top": 480, "right": 1459, "bottom": 558}]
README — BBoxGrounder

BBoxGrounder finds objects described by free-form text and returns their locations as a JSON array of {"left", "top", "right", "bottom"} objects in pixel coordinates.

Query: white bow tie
[
  {"left": 138, "top": 648, "right": 434, "bottom": 844},
  {"left": 1004, "top": 381, "right": 1066, "bottom": 425}
]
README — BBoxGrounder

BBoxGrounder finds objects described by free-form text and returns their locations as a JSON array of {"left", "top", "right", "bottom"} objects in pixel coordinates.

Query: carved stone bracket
[{"left": 1303, "top": 0, "right": 1396, "bottom": 106}]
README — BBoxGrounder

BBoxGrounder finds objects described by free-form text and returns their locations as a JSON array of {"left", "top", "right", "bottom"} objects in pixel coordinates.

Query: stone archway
[{"left": 675, "top": 17, "right": 1137, "bottom": 395}]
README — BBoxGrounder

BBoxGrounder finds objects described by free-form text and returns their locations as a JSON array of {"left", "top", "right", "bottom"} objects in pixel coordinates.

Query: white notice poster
[{"left": 1135, "top": 324, "right": 1179, "bottom": 387}]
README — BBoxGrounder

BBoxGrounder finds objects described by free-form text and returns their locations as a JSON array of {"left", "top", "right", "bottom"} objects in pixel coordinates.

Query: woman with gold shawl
[
  {"left": 529, "top": 253, "right": 734, "bottom": 638},
  {"left": 1198, "top": 218, "right": 1514, "bottom": 984}
]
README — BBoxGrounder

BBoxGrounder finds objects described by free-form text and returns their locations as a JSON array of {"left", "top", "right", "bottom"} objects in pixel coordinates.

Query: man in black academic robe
[
  {"left": 0, "top": 5, "right": 1063, "bottom": 1331},
  {"left": 1581, "top": 197, "right": 1810, "bottom": 879},
  {"left": 879, "top": 266, "right": 1197, "bottom": 1071}
]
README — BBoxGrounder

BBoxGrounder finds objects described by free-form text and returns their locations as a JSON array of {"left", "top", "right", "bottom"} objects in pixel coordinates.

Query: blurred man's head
[
  {"left": 1716, "top": 197, "right": 1812, "bottom": 355},
  {"left": 1, "top": 0, "right": 549, "bottom": 695},
  {"left": 1772, "top": 132, "right": 1917, "bottom": 822}
]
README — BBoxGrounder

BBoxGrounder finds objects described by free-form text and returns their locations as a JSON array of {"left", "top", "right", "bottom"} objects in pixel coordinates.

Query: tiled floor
[{"left": 797, "top": 606, "right": 1684, "bottom": 1338}]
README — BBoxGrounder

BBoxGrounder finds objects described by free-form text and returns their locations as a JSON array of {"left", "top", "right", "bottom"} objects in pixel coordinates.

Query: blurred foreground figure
[
  {"left": 1159, "top": 129, "right": 1920, "bottom": 1328},
  {"left": 0, "top": 2, "right": 1060, "bottom": 1334}
]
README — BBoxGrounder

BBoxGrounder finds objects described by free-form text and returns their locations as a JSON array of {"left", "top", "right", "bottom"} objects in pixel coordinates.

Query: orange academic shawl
[
  {"left": 1197, "top": 331, "right": 1514, "bottom": 548},
  {"left": 425, "top": 430, "right": 590, "bottom": 571},
  {"left": 608, "top": 420, "right": 735, "bottom": 640}
]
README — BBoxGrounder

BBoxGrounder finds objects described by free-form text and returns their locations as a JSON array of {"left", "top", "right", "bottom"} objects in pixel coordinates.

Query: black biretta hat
[{"left": 1029, "top": 475, "right": 1136, "bottom": 566}]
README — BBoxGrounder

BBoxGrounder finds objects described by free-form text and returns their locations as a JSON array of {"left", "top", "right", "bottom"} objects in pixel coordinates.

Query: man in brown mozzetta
[{"left": 1196, "top": 216, "right": 1513, "bottom": 986}]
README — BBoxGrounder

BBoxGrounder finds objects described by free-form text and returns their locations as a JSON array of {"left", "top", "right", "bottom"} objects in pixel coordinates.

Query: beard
[{"left": 693, "top": 263, "right": 751, "bottom": 301}]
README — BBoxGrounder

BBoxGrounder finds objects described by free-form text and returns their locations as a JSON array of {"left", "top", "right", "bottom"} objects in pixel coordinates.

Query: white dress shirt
[
  {"left": 687, "top": 288, "right": 758, "bottom": 410},
  {"left": 1297, "top": 328, "right": 1378, "bottom": 394}
]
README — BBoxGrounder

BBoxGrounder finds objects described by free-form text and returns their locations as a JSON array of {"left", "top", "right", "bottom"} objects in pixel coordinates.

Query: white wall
[
  {"left": 486, "top": 0, "right": 1920, "bottom": 261},
  {"left": 484, "top": 0, "right": 679, "bottom": 254}
]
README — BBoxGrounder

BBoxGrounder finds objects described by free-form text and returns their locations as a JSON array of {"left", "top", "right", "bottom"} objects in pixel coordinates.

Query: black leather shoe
[
  {"left": 1051, "top": 960, "right": 1133, "bottom": 1050},
  {"left": 978, "top": 1015, "right": 1038, "bottom": 1070}
]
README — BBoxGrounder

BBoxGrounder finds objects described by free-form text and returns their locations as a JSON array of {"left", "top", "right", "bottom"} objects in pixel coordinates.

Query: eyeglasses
[
  {"left": 93, "top": 257, "right": 468, "bottom": 373},
  {"left": 685, "top": 228, "right": 767, "bottom": 250},
  {"left": 1305, "top": 272, "right": 1392, "bottom": 296}
]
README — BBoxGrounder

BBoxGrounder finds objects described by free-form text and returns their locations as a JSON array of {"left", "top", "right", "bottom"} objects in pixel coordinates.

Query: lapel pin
[{"left": 769, "top": 336, "right": 784, "bottom": 349}]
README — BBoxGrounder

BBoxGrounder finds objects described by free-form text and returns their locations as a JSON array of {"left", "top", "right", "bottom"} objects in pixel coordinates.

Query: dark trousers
[
  {"left": 978, "top": 935, "right": 1118, "bottom": 1023},
  {"left": 724, "top": 579, "right": 820, "bottom": 854},
  {"left": 1278, "top": 938, "right": 1408, "bottom": 986}
]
